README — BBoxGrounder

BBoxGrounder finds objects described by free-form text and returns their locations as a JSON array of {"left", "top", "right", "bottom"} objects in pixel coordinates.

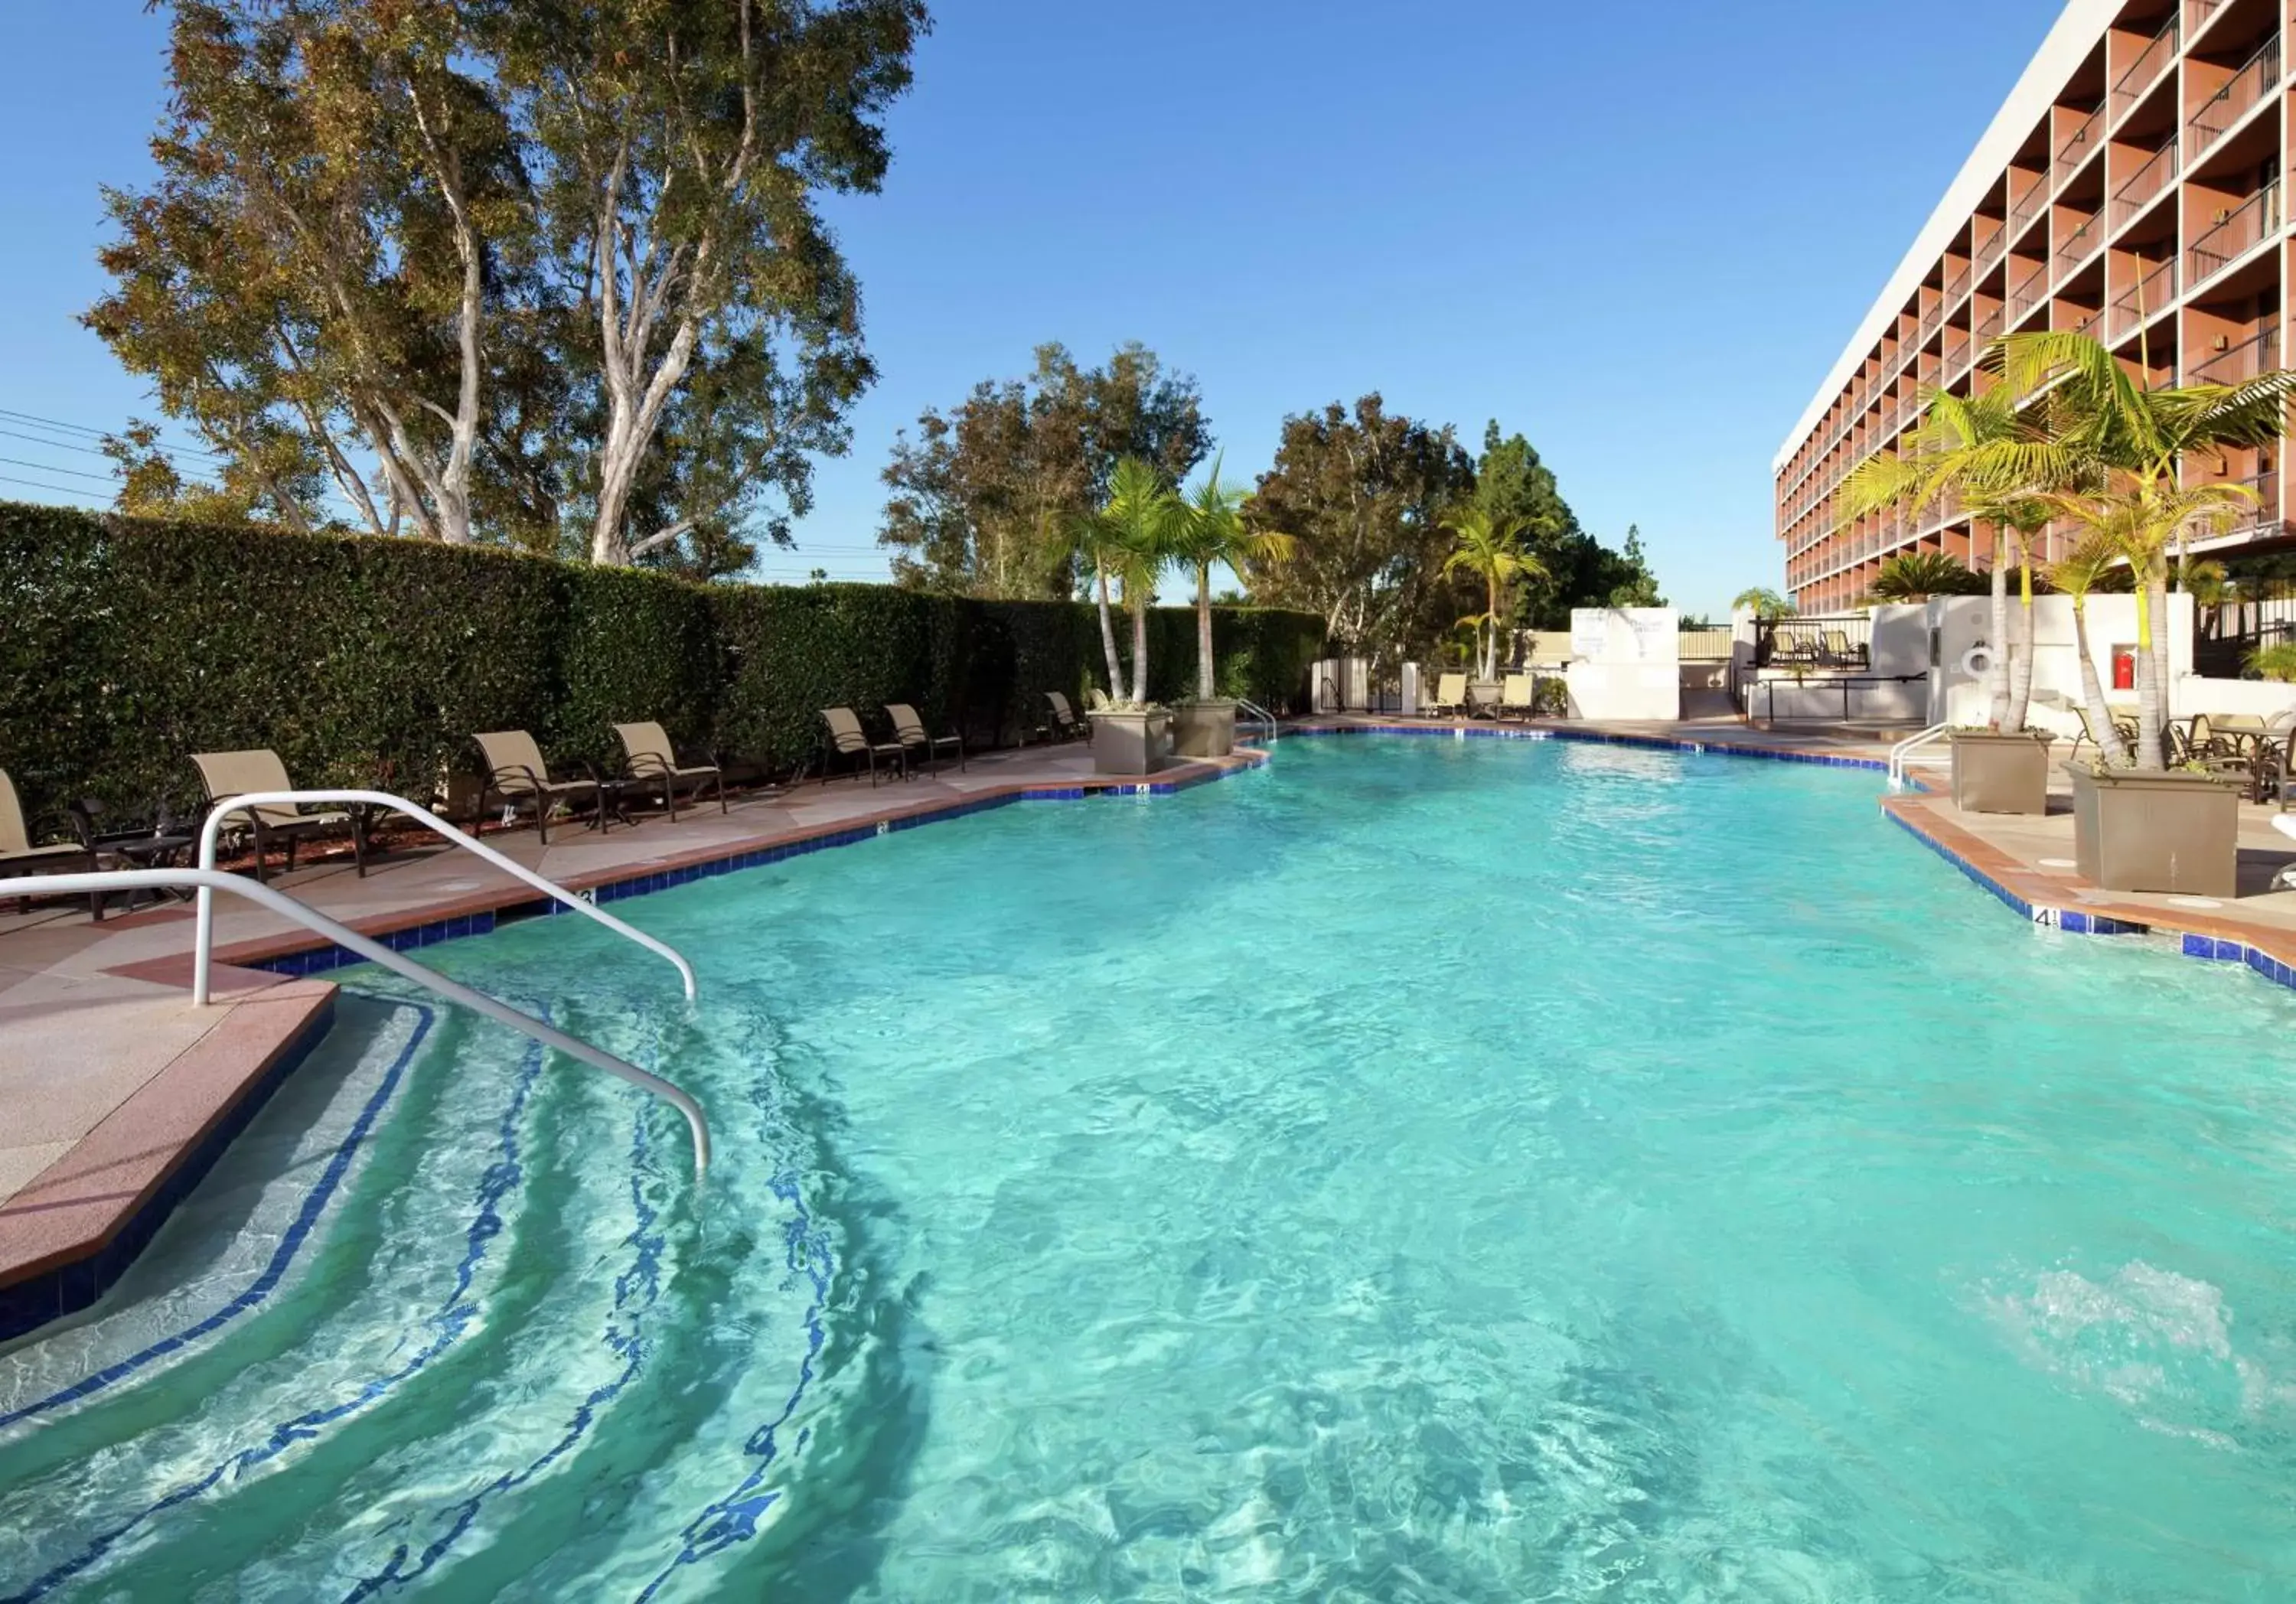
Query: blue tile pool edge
[
  {"left": 0, "top": 989, "right": 343, "bottom": 1346},
  {"left": 239, "top": 722, "right": 2296, "bottom": 996},
  {"left": 1288, "top": 722, "right": 2296, "bottom": 996},
  {"left": 242, "top": 754, "right": 1269, "bottom": 976}
]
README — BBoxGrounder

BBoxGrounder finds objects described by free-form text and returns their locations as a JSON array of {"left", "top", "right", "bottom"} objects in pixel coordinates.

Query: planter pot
[
  {"left": 1088, "top": 708, "right": 1172, "bottom": 776},
  {"left": 1950, "top": 730, "right": 2052, "bottom": 814},
  {"left": 1169, "top": 699, "right": 1238, "bottom": 759},
  {"left": 2068, "top": 763, "right": 2240, "bottom": 897}
]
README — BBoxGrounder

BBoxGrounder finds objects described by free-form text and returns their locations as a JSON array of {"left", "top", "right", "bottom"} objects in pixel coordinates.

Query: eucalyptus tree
[
  {"left": 89, "top": 0, "right": 523, "bottom": 542},
  {"left": 497, "top": 0, "right": 926, "bottom": 565},
  {"left": 1172, "top": 456, "right": 1296, "bottom": 700},
  {"left": 1439, "top": 506, "right": 1545, "bottom": 681}
]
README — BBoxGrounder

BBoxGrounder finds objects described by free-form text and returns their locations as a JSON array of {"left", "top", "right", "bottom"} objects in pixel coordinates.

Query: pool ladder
[
  {"left": 1887, "top": 722, "right": 1954, "bottom": 791},
  {"left": 1236, "top": 698, "right": 1280, "bottom": 742},
  {"left": 2, "top": 787, "right": 711, "bottom": 1179}
]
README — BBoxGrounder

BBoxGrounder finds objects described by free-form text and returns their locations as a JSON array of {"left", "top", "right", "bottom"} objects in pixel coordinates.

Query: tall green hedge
[{"left": 0, "top": 502, "right": 1327, "bottom": 820}]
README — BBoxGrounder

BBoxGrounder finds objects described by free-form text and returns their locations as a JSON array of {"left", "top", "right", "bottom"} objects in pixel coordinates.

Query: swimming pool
[{"left": 5, "top": 734, "right": 2296, "bottom": 1599}]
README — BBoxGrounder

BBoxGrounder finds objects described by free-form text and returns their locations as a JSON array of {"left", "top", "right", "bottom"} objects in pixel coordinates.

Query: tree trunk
[
  {"left": 1196, "top": 559, "right": 1216, "bottom": 701},
  {"left": 2069, "top": 594, "right": 2128, "bottom": 767},
  {"left": 1986, "top": 527, "right": 2010, "bottom": 729},
  {"left": 2134, "top": 578, "right": 2166, "bottom": 771},
  {"left": 1095, "top": 561, "right": 1124, "bottom": 699},
  {"left": 1484, "top": 572, "right": 1501, "bottom": 680},
  {"left": 1130, "top": 589, "right": 1150, "bottom": 706},
  {"left": 2006, "top": 537, "right": 2035, "bottom": 733}
]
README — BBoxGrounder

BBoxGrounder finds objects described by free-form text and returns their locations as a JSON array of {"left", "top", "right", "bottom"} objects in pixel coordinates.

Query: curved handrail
[
  {"left": 1887, "top": 722, "right": 1954, "bottom": 789},
  {"left": 0, "top": 868, "right": 709, "bottom": 1178},
  {"left": 191, "top": 789, "right": 695, "bottom": 1007},
  {"left": 1235, "top": 697, "right": 1280, "bottom": 741}
]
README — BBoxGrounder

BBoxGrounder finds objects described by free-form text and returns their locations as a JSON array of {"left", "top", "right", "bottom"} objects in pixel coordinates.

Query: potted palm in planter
[
  {"left": 1998, "top": 327, "right": 2296, "bottom": 891},
  {"left": 1168, "top": 455, "right": 1295, "bottom": 758},
  {"left": 2043, "top": 478, "right": 2250, "bottom": 894},
  {"left": 1075, "top": 458, "right": 1187, "bottom": 775},
  {"left": 1842, "top": 389, "right": 2066, "bottom": 814},
  {"left": 1439, "top": 503, "right": 1544, "bottom": 706}
]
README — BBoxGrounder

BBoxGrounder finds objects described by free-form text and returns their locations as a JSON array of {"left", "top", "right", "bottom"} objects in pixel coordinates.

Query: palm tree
[
  {"left": 2040, "top": 526, "right": 2133, "bottom": 767},
  {"left": 1172, "top": 455, "right": 1296, "bottom": 701},
  {"left": 1440, "top": 506, "right": 1546, "bottom": 680},
  {"left": 1075, "top": 457, "right": 1189, "bottom": 706},
  {"left": 2039, "top": 475, "right": 2255, "bottom": 768},
  {"left": 1839, "top": 383, "right": 2082, "bottom": 732},
  {"left": 1999, "top": 328, "right": 2296, "bottom": 720},
  {"left": 1730, "top": 587, "right": 1797, "bottom": 621},
  {"left": 1861, "top": 549, "right": 1988, "bottom": 602}
]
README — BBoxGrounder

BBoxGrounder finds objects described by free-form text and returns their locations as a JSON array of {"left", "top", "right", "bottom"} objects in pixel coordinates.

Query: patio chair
[
  {"left": 191, "top": 749, "right": 366, "bottom": 882},
  {"left": 613, "top": 721, "right": 726, "bottom": 823},
  {"left": 0, "top": 768, "right": 98, "bottom": 916},
  {"left": 2166, "top": 722, "right": 2258, "bottom": 797},
  {"left": 1045, "top": 692, "right": 1088, "bottom": 742},
  {"left": 820, "top": 707, "right": 907, "bottom": 787},
  {"left": 1424, "top": 673, "right": 1468, "bottom": 718},
  {"left": 1497, "top": 673, "right": 1536, "bottom": 722},
  {"left": 886, "top": 703, "right": 964, "bottom": 774},
  {"left": 1821, "top": 629, "right": 1870, "bottom": 670},
  {"left": 473, "top": 730, "right": 607, "bottom": 845}
]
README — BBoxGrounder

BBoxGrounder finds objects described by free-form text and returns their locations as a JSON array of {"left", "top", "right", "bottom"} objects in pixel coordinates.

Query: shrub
[{"left": 0, "top": 502, "right": 1328, "bottom": 820}]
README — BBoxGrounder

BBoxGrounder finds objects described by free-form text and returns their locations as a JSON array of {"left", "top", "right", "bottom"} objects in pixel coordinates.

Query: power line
[
  {"left": 0, "top": 472, "right": 107, "bottom": 500},
  {"left": 0, "top": 455, "right": 116, "bottom": 484},
  {"left": 0, "top": 406, "right": 230, "bottom": 463}
]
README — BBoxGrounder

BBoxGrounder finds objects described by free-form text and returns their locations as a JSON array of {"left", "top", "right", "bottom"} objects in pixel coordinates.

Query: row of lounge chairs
[
  {"left": 1422, "top": 672, "right": 1546, "bottom": 720},
  {"left": 4, "top": 693, "right": 1079, "bottom": 916},
  {"left": 820, "top": 704, "right": 965, "bottom": 787}
]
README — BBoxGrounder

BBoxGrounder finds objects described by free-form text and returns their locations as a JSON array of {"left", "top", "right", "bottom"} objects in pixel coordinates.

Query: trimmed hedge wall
[{"left": 0, "top": 503, "right": 1326, "bottom": 820}]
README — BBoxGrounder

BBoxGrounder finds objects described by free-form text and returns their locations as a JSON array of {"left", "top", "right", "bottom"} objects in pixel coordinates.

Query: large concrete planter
[
  {"left": 1088, "top": 708, "right": 1171, "bottom": 776},
  {"left": 2068, "top": 763, "right": 2240, "bottom": 897},
  {"left": 1950, "top": 730, "right": 2052, "bottom": 814},
  {"left": 1170, "top": 699, "right": 1238, "bottom": 759}
]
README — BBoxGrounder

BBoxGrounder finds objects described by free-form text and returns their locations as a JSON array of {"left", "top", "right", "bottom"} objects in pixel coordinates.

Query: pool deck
[{"left": 8, "top": 713, "right": 2296, "bottom": 1338}]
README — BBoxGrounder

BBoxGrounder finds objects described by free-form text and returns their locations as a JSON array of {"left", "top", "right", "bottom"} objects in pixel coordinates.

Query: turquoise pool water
[{"left": 5, "top": 735, "right": 2296, "bottom": 1599}]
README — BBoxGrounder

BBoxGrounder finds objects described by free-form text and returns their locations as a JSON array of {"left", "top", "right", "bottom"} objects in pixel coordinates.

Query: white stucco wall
[{"left": 1564, "top": 608, "right": 1680, "bottom": 721}]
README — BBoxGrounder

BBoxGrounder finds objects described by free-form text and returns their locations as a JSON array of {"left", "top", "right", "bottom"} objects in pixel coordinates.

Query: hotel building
[{"left": 1775, "top": 0, "right": 2289, "bottom": 610}]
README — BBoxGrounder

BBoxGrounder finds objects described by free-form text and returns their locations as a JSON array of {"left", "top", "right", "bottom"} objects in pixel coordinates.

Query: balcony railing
[
  {"left": 1975, "top": 222, "right": 2007, "bottom": 275},
  {"left": 2010, "top": 182, "right": 2049, "bottom": 234},
  {"left": 2189, "top": 34, "right": 2282, "bottom": 158},
  {"left": 2216, "top": 466, "right": 2281, "bottom": 535},
  {"left": 2111, "top": 139, "right": 2179, "bottom": 226},
  {"left": 2188, "top": 181, "right": 2283, "bottom": 287},
  {"left": 1945, "top": 328, "right": 1975, "bottom": 373},
  {"left": 2008, "top": 263, "right": 2050, "bottom": 321},
  {"left": 2112, "top": 13, "right": 2180, "bottom": 116},
  {"left": 2108, "top": 256, "right": 2177, "bottom": 341},
  {"left": 2190, "top": 324, "right": 2281, "bottom": 386},
  {"left": 1943, "top": 263, "right": 1972, "bottom": 308},
  {"left": 2056, "top": 214, "right": 2102, "bottom": 272},
  {"left": 1974, "top": 304, "right": 2003, "bottom": 342},
  {"left": 2187, "top": 0, "right": 2227, "bottom": 40},
  {"left": 2053, "top": 107, "right": 2103, "bottom": 187}
]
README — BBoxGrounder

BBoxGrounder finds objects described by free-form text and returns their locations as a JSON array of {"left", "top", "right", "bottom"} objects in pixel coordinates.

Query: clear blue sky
[{"left": 0, "top": 0, "right": 2067, "bottom": 615}]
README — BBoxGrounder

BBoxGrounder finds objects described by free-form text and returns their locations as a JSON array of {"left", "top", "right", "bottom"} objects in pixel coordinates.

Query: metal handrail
[
  {"left": 1888, "top": 722, "right": 1955, "bottom": 788},
  {"left": 1235, "top": 697, "right": 1280, "bottom": 740},
  {"left": 0, "top": 868, "right": 710, "bottom": 1177},
  {"left": 191, "top": 790, "right": 695, "bottom": 1007}
]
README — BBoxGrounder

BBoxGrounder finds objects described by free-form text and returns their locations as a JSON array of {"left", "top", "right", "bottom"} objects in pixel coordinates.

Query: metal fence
[
  {"left": 2196, "top": 596, "right": 2296, "bottom": 679},
  {"left": 1753, "top": 616, "right": 1874, "bottom": 670}
]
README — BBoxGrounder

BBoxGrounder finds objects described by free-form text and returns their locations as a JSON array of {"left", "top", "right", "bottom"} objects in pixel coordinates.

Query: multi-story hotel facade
[{"left": 1776, "top": 0, "right": 2290, "bottom": 611}]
